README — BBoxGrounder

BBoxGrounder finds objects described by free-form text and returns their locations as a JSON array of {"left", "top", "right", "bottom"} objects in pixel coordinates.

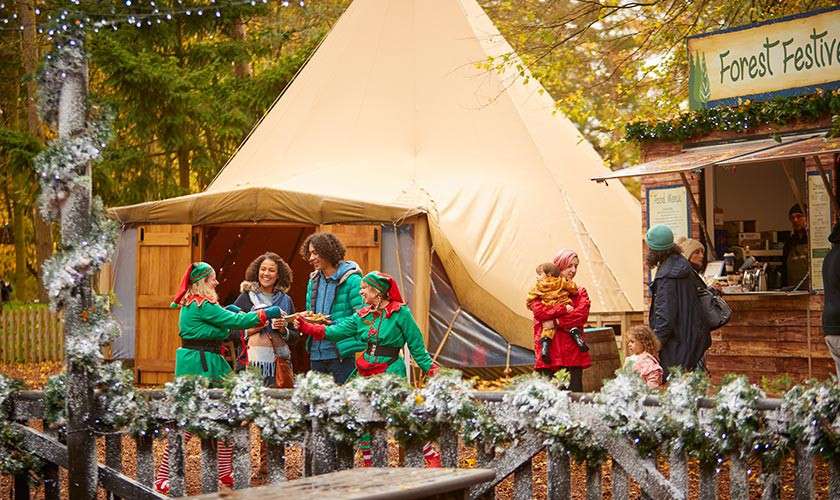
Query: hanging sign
[
  {"left": 687, "top": 7, "right": 840, "bottom": 110},
  {"left": 808, "top": 171, "right": 832, "bottom": 291},
  {"left": 647, "top": 185, "right": 691, "bottom": 241}
]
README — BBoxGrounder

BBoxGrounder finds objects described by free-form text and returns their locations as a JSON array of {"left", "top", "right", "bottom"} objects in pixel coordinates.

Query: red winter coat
[{"left": 530, "top": 287, "right": 592, "bottom": 370}]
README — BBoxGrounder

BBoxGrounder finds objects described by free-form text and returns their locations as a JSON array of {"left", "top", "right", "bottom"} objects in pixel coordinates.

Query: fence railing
[
  {"left": 0, "top": 306, "right": 63, "bottom": 363},
  {"left": 7, "top": 389, "right": 840, "bottom": 499}
]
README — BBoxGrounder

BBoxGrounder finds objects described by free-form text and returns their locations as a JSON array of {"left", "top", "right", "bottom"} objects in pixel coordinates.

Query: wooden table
[{"left": 186, "top": 467, "right": 495, "bottom": 500}]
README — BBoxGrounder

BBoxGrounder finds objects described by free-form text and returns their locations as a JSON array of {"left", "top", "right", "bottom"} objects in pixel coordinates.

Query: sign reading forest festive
[{"left": 686, "top": 7, "right": 840, "bottom": 110}]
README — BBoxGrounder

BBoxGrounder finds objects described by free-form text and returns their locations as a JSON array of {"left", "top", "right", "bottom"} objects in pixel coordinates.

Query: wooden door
[
  {"left": 135, "top": 224, "right": 193, "bottom": 385},
  {"left": 318, "top": 224, "right": 381, "bottom": 273}
]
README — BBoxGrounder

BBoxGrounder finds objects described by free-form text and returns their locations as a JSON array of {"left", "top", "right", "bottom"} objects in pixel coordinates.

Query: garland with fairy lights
[
  {"left": 625, "top": 89, "right": 840, "bottom": 143},
  {"left": 0, "top": 0, "right": 307, "bottom": 40}
]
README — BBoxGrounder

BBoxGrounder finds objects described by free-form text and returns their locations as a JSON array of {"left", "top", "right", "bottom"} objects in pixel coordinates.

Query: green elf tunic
[
  {"left": 323, "top": 302, "right": 433, "bottom": 379},
  {"left": 175, "top": 297, "right": 267, "bottom": 381}
]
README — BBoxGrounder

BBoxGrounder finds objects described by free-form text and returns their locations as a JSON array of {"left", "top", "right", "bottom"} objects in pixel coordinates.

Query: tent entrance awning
[{"left": 590, "top": 133, "right": 827, "bottom": 182}]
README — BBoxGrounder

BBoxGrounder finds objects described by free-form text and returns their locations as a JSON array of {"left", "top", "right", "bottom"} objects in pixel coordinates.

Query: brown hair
[
  {"left": 536, "top": 262, "right": 561, "bottom": 277},
  {"left": 244, "top": 252, "right": 293, "bottom": 292},
  {"left": 645, "top": 244, "right": 683, "bottom": 269},
  {"left": 299, "top": 232, "right": 346, "bottom": 267},
  {"left": 628, "top": 325, "right": 661, "bottom": 356}
]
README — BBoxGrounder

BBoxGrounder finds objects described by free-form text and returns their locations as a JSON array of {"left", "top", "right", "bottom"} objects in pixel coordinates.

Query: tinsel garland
[
  {"left": 0, "top": 375, "right": 41, "bottom": 476},
  {"left": 95, "top": 363, "right": 155, "bottom": 436},
  {"left": 595, "top": 367, "right": 663, "bottom": 458},
  {"left": 625, "top": 89, "right": 840, "bottom": 143}
]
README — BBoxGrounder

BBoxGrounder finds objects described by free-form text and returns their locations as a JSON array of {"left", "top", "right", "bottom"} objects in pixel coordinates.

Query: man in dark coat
[
  {"left": 821, "top": 220, "right": 840, "bottom": 377},
  {"left": 646, "top": 225, "right": 711, "bottom": 380}
]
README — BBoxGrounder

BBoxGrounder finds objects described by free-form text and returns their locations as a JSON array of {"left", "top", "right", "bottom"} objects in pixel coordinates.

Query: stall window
[{"left": 710, "top": 159, "right": 806, "bottom": 291}]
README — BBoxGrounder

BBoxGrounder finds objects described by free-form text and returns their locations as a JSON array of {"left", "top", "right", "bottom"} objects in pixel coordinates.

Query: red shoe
[
  {"left": 424, "top": 452, "right": 442, "bottom": 468},
  {"left": 219, "top": 474, "right": 234, "bottom": 488},
  {"left": 154, "top": 479, "right": 170, "bottom": 495}
]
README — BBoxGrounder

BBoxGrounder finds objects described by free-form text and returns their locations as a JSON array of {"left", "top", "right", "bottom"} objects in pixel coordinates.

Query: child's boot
[{"left": 540, "top": 337, "right": 551, "bottom": 362}]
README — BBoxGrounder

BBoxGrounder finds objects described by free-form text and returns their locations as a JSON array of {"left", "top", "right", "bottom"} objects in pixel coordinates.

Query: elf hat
[
  {"left": 362, "top": 271, "right": 404, "bottom": 304},
  {"left": 170, "top": 262, "right": 214, "bottom": 308}
]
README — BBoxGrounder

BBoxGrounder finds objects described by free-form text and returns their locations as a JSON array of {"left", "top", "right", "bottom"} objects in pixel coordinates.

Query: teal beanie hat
[{"left": 646, "top": 225, "right": 674, "bottom": 251}]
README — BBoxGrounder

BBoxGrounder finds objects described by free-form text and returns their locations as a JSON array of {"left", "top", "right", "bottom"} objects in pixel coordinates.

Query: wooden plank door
[
  {"left": 135, "top": 224, "right": 193, "bottom": 385},
  {"left": 318, "top": 224, "right": 381, "bottom": 273}
]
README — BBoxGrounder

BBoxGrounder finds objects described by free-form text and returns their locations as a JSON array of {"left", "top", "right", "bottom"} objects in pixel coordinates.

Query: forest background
[{"left": 0, "top": 0, "right": 835, "bottom": 301}]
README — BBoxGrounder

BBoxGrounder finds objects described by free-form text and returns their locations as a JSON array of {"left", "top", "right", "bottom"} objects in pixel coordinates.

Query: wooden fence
[
  {"left": 7, "top": 389, "right": 840, "bottom": 499},
  {"left": 0, "top": 306, "right": 63, "bottom": 363}
]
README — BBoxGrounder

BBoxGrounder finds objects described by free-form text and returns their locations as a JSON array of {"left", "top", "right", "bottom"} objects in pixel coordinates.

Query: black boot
[
  {"left": 568, "top": 327, "right": 589, "bottom": 352},
  {"left": 540, "top": 337, "right": 551, "bottom": 362}
]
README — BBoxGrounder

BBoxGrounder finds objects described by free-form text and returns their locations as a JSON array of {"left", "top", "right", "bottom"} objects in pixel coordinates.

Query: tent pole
[
  {"left": 412, "top": 217, "right": 432, "bottom": 346},
  {"left": 432, "top": 308, "right": 461, "bottom": 365},
  {"left": 812, "top": 155, "right": 839, "bottom": 216}
]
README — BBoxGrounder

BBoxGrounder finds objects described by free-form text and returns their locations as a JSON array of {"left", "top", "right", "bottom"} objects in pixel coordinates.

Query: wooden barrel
[{"left": 581, "top": 326, "right": 620, "bottom": 392}]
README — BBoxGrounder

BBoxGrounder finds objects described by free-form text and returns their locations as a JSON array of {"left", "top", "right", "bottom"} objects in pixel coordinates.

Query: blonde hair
[
  {"left": 628, "top": 325, "right": 660, "bottom": 356},
  {"left": 182, "top": 278, "right": 218, "bottom": 304}
]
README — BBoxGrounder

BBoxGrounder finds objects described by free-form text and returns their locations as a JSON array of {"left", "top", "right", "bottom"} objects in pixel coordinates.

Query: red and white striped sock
[
  {"left": 218, "top": 441, "right": 234, "bottom": 483},
  {"left": 423, "top": 442, "right": 441, "bottom": 467}
]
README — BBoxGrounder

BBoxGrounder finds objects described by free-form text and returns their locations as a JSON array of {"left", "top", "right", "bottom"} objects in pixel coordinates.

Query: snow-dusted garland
[
  {"left": 0, "top": 375, "right": 41, "bottom": 476},
  {"left": 595, "top": 367, "right": 663, "bottom": 458}
]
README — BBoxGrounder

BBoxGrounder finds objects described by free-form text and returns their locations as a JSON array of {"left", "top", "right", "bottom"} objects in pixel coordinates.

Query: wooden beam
[
  {"left": 17, "top": 424, "right": 166, "bottom": 499},
  {"left": 412, "top": 217, "right": 432, "bottom": 344},
  {"left": 679, "top": 172, "right": 716, "bottom": 259},
  {"left": 782, "top": 162, "right": 807, "bottom": 218}
]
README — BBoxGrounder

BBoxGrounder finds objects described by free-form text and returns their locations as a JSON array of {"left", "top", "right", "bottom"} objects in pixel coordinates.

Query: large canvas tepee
[{"left": 111, "top": 0, "right": 643, "bottom": 379}]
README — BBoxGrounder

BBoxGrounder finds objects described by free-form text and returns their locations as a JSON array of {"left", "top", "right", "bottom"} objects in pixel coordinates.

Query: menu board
[
  {"left": 808, "top": 171, "right": 832, "bottom": 291},
  {"left": 647, "top": 185, "right": 691, "bottom": 241}
]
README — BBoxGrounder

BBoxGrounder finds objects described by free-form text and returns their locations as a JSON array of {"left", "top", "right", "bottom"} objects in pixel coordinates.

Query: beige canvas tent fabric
[{"left": 112, "top": 0, "right": 643, "bottom": 349}]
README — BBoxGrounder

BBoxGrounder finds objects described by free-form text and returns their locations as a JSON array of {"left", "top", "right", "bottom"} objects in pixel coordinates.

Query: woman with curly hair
[
  {"left": 233, "top": 252, "right": 298, "bottom": 388},
  {"left": 299, "top": 232, "right": 366, "bottom": 384},
  {"left": 646, "top": 225, "right": 710, "bottom": 380}
]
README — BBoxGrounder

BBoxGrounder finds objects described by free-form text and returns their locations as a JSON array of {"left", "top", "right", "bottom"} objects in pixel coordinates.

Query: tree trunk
[
  {"left": 58, "top": 55, "right": 99, "bottom": 500},
  {"left": 19, "top": 0, "right": 52, "bottom": 302},
  {"left": 232, "top": 18, "right": 253, "bottom": 78},
  {"left": 12, "top": 201, "right": 28, "bottom": 301},
  {"left": 178, "top": 146, "right": 190, "bottom": 191}
]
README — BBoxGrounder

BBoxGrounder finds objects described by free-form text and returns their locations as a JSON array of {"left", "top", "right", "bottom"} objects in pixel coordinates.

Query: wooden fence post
[
  {"left": 106, "top": 434, "right": 124, "bottom": 500},
  {"left": 547, "top": 449, "right": 570, "bottom": 500},
  {"left": 512, "top": 459, "right": 532, "bottom": 500},
  {"left": 200, "top": 438, "right": 218, "bottom": 494},
  {"left": 404, "top": 442, "right": 425, "bottom": 467},
  {"left": 794, "top": 444, "right": 814, "bottom": 500},
  {"left": 167, "top": 431, "right": 186, "bottom": 497},
  {"left": 586, "top": 462, "right": 602, "bottom": 500},
  {"left": 439, "top": 426, "right": 458, "bottom": 468},
  {"left": 698, "top": 461, "right": 716, "bottom": 500},
  {"left": 231, "top": 426, "right": 251, "bottom": 489},
  {"left": 730, "top": 454, "right": 748, "bottom": 500},
  {"left": 134, "top": 434, "right": 154, "bottom": 487},
  {"left": 669, "top": 445, "right": 688, "bottom": 494},
  {"left": 266, "top": 442, "right": 286, "bottom": 484},
  {"left": 372, "top": 426, "right": 389, "bottom": 467},
  {"left": 612, "top": 461, "right": 629, "bottom": 500}
]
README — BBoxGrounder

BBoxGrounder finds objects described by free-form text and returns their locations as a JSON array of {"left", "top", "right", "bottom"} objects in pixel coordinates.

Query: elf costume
[
  {"left": 297, "top": 271, "right": 440, "bottom": 467},
  {"left": 156, "top": 262, "right": 282, "bottom": 493}
]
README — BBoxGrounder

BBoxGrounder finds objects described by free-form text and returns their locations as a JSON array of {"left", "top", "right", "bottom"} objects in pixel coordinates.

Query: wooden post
[
  {"left": 679, "top": 172, "right": 716, "bottom": 259},
  {"left": 586, "top": 462, "right": 602, "bottom": 500},
  {"left": 49, "top": 40, "right": 100, "bottom": 500},
  {"left": 106, "top": 434, "right": 124, "bottom": 500},
  {"left": 412, "top": 216, "right": 432, "bottom": 344},
  {"left": 266, "top": 442, "right": 286, "bottom": 484},
  {"left": 200, "top": 438, "right": 219, "bottom": 494},
  {"left": 512, "top": 459, "right": 532, "bottom": 500},
  {"left": 547, "top": 449, "right": 570, "bottom": 500}
]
